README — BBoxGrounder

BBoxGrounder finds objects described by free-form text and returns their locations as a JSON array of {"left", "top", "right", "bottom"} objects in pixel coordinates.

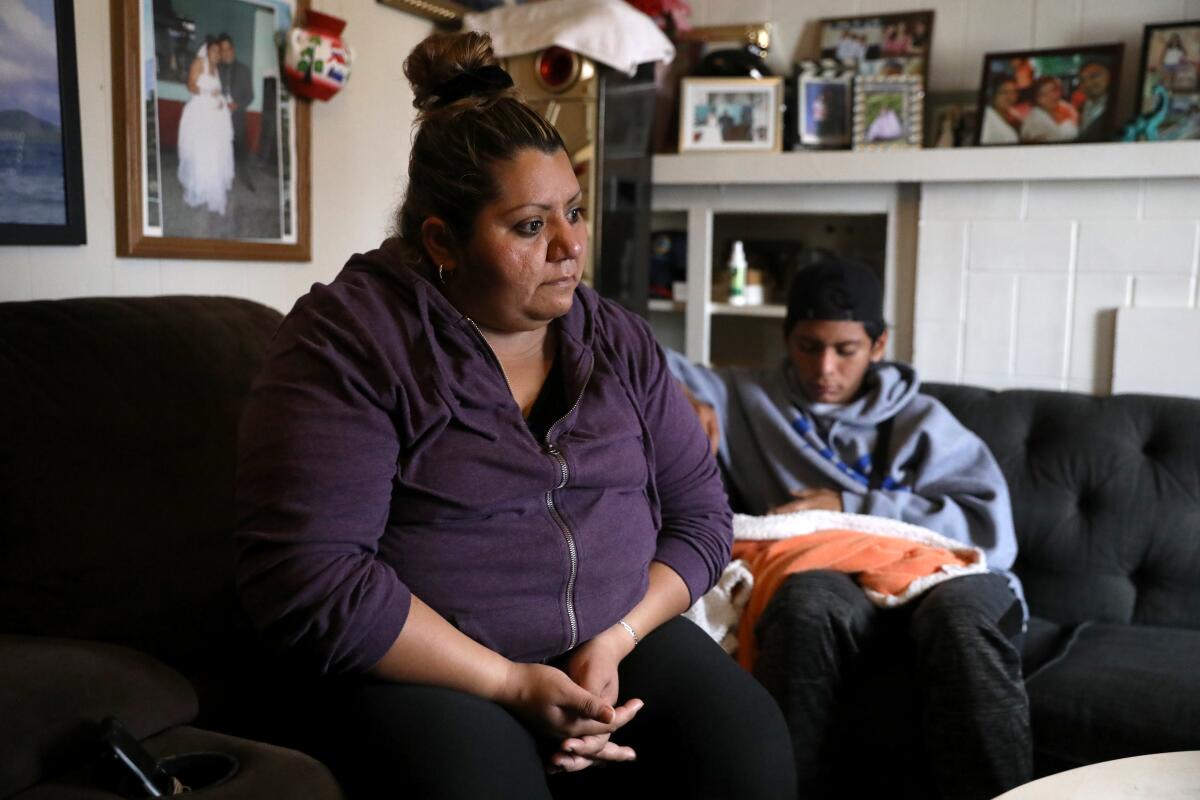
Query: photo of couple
[
  {"left": 143, "top": 0, "right": 297, "bottom": 243},
  {"left": 177, "top": 34, "right": 251, "bottom": 217}
]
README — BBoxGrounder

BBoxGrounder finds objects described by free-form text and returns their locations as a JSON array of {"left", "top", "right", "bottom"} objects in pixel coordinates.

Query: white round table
[{"left": 995, "top": 751, "right": 1200, "bottom": 799}]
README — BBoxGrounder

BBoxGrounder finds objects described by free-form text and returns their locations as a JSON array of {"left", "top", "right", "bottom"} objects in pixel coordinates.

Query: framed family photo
[
  {"left": 111, "top": 0, "right": 311, "bottom": 260},
  {"left": 818, "top": 11, "right": 934, "bottom": 87},
  {"left": 0, "top": 0, "right": 86, "bottom": 245},
  {"left": 853, "top": 75, "right": 923, "bottom": 150},
  {"left": 1137, "top": 21, "right": 1200, "bottom": 140},
  {"left": 798, "top": 74, "right": 852, "bottom": 148},
  {"left": 975, "top": 45, "right": 1123, "bottom": 146},
  {"left": 678, "top": 77, "right": 783, "bottom": 153}
]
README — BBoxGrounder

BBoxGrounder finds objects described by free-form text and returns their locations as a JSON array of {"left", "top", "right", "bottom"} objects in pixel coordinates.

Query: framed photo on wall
[
  {"left": 111, "top": 0, "right": 311, "bottom": 261},
  {"left": 678, "top": 77, "right": 784, "bottom": 153},
  {"left": 817, "top": 11, "right": 934, "bottom": 87},
  {"left": 1137, "top": 21, "right": 1200, "bottom": 140},
  {"left": 0, "top": 0, "right": 86, "bottom": 245},
  {"left": 975, "top": 44, "right": 1123, "bottom": 146},
  {"left": 798, "top": 74, "right": 853, "bottom": 149},
  {"left": 853, "top": 75, "right": 923, "bottom": 150}
]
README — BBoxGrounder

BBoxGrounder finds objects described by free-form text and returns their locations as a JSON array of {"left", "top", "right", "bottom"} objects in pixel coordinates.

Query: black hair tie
[{"left": 432, "top": 65, "right": 514, "bottom": 107}]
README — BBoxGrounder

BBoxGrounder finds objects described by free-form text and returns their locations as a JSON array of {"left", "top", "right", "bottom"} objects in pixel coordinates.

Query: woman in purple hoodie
[{"left": 234, "top": 31, "right": 794, "bottom": 799}]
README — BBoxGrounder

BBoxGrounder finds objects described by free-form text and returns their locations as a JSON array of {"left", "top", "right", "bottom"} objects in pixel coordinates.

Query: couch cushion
[
  {"left": 10, "top": 725, "right": 345, "bottom": 799},
  {"left": 924, "top": 384, "right": 1200, "bottom": 630},
  {"left": 0, "top": 635, "right": 197, "bottom": 798},
  {"left": 1024, "top": 622, "right": 1200, "bottom": 768},
  {"left": 0, "top": 296, "right": 282, "bottom": 673}
]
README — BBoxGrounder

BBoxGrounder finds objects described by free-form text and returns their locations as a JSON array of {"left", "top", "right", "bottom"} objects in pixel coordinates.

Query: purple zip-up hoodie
[{"left": 234, "top": 239, "right": 732, "bottom": 675}]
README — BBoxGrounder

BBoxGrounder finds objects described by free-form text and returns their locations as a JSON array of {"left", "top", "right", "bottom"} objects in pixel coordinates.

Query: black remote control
[{"left": 98, "top": 717, "right": 183, "bottom": 797}]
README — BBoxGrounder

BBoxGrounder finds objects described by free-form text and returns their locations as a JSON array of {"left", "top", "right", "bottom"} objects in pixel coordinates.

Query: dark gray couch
[
  {"left": 925, "top": 383, "right": 1200, "bottom": 775},
  {"left": 0, "top": 296, "right": 343, "bottom": 799},
  {"left": 3, "top": 294, "right": 1196, "bottom": 796}
]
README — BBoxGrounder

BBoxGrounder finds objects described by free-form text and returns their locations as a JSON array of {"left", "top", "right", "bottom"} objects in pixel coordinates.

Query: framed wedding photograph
[
  {"left": 975, "top": 45, "right": 1123, "bottom": 146},
  {"left": 853, "top": 75, "right": 922, "bottom": 150},
  {"left": 1136, "top": 21, "right": 1200, "bottom": 140},
  {"left": 818, "top": 10, "right": 934, "bottom": 86},
  {"left": 111, "top": 0, "right": 311, "bottom": 260},
  {"left": 678, "top": 77, "right": 783, "bottom": 153},
  {"left": 798, "top": 74, "right": 852, "bottom": 148},
  {"left": 0, "top": 0, "right": 86, "bottom": 245}
]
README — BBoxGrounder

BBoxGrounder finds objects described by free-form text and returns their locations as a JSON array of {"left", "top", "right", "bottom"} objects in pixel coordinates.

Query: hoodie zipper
[
  {"left": 465, "top": 318, "right": 593, "bottom": 652},
  {"left": 544, "top": 358, "right": 592, "bottom": 651}
]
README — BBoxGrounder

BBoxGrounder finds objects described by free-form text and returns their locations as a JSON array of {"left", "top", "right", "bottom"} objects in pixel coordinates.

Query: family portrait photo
[
  {"left": 798, "top": 75, "right": 851, "bottom": 148},
  {"left": 679, "top": 77, "right": 782, "bottom": 153},
  {"left": 818, "top": 11, "right": 934, "bottom": 84},
  {"left": 977, "top": 45, "right": 1123, "bottom": 146},
  {"left": 1138, "top": 22, "right": 1200, "bottom": 140},
  {"left": 112, "top": 0, "right": 310, "bottom": 260},
  {"left": 0, "top": 0, "right": 85, "bottom": 244}
]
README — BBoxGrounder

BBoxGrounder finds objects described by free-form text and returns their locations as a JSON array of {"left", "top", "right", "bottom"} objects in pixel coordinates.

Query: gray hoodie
[{"left": 667, "top": 352, "right": 1023, "bottom": 605}]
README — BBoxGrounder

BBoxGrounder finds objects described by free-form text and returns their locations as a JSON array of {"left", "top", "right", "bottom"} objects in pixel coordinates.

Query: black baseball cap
[{"left": 785, "top": 259, "right": 884, "bottom": 333}]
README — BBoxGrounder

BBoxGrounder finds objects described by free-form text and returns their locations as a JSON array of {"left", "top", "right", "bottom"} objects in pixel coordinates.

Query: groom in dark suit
[{"left": 217, "top": 33, "right": 255, "bottom": 191}]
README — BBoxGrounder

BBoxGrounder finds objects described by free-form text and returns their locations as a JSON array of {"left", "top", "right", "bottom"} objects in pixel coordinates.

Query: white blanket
[{"left": 683, "top": 511, "right": 988, "bottom": 654}]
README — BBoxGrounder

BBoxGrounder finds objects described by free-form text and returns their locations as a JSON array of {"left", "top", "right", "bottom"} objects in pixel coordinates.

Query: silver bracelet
[{"left": 618, "top": 618, "right": 639, "bottom": 646}]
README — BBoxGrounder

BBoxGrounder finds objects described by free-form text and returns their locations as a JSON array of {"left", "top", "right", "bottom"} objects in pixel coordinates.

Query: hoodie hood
[{"left": 788, "top": 361, "right": 920, "bottom": 428}]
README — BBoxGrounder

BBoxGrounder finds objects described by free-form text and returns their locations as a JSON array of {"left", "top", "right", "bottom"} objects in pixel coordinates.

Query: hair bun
[{"left": 405, "top": 31, "right": 506, "bottom": 113}]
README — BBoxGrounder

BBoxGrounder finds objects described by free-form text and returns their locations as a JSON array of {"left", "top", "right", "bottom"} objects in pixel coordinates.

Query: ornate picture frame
[
  {"left": 110, "top": 0, "right": 311, "bottom": 261},
  {"left": 0, "top": 0, "right": 87, "bottom": 245},
  {"left": 853, "top": 74, "right": 923, "bottom": 150}
]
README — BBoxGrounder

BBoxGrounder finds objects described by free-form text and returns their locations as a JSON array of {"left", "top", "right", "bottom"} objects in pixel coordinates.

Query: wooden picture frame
[
  {"left": 975, "top": 44, "right": 1123, "bottom": 146},
  {"left": 1136, "top": 21, "right": 1200, "bottom": 140},
  {"left": 817, "top": 10, "right": 934, "bottom": 88},
  {"left": 853, "top": 75, "right": 923, "bottom": 151},
  {"left": 0, "top": 0, "right": 87, "bottom": 245},
  {"left": 110, "top": 0, "right": 311, "bottom": 261},
  {"left": 375, "top": 0, "right": 467, "bottom": 25},
  {"left": 678, "top": 77, "right": 783, "bottom": 153}
]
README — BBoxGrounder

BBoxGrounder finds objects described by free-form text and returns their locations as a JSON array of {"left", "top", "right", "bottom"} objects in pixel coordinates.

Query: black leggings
[{"left": 298, "top": 617, "right": 796, "bottom": 799}]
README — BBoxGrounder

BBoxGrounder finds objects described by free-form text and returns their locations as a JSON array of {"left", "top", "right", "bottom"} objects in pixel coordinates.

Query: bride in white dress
[{"left": 177, "top": 39, "right": 234, "bottom": 216}]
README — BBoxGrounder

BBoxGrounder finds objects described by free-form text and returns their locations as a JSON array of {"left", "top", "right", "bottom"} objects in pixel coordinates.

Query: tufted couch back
[{"left": 924, "top": 384, "right": 1200, "bottom": 630}]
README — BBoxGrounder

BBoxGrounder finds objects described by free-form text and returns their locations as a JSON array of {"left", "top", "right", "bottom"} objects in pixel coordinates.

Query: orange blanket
[{"left": 732, "top": 530, "right": 981, "bottom": 671}]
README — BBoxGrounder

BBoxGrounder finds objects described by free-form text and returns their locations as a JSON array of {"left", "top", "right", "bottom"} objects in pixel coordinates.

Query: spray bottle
[{"left": 728, "top": 240, "right": 748, "bottom": 305}]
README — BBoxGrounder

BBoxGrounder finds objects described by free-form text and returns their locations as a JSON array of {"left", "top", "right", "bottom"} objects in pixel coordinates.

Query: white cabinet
[{"left": 649, "top": 178, "right": 917, "bottom": 367}]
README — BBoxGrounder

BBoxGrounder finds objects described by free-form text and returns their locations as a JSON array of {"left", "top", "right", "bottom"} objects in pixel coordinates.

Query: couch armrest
[{"left": 0, "top": 636, "right": 197, "bottom": 797}]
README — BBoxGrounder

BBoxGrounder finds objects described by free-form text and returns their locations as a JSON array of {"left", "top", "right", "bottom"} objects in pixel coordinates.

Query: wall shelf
[
  {"left": 653, "top": 141, "right": 1200, "bottom": 186},
  {"left": 711, "top": 302, "right": 787, "bottom": 318}
]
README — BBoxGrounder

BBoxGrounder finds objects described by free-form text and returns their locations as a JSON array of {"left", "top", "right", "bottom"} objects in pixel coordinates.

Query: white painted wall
[
  {"left": 0, "top": 0, "right": 430, "bottom": 313},
  {"left": 915, "top": 178, "right": 1200, "bottom": 394},
  {"left": 689, "top": 0, "right": 1200, "bottom": 394}
]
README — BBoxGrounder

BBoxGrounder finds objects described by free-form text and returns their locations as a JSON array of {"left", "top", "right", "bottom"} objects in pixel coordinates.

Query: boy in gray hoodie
[{"left": 668, "top": 259, "right": 1032, "bottom": 800}]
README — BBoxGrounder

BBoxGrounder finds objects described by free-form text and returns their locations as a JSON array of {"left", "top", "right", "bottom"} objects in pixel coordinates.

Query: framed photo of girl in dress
[
  {"left": 852, "top": 75, "right": 922, "bottom": 150},
  {"left": 111, "top": 0, "right": 311, "bottom": 260},
  {"left": 798, "top": 74, "right": 853, "bottom": 149},
  {"left": 678, "top": 77, "right": 784, "bottom": 153}
]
